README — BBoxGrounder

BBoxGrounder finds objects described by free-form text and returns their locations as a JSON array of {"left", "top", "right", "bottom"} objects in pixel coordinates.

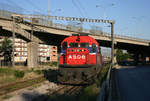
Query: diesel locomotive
[{"left": 58, "top": 34, "right": 103, "bottom": 84}]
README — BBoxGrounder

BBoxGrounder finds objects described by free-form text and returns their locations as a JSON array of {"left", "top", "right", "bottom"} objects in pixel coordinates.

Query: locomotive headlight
[
  {"left": 74, "top": 49, "right": 76, "bottom": 52},
  {"left": 82, "top": 49, "right": 84, "bottom": 52},
  {"left": 77, "top": 49, "right": 79, "bottom": 52}
]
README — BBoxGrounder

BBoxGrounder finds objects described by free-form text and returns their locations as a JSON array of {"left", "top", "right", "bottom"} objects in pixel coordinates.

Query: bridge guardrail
[{"left": 0, "top": 10, "right": 150, "bottom": 43}]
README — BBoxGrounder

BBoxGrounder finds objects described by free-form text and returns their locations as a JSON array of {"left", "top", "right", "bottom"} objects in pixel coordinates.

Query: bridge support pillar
[{"left": 27, "top": 42, "right": 38, "bottom": 68}]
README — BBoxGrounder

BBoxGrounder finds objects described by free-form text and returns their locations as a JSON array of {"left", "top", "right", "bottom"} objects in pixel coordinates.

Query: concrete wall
[{"left": 27, "top": 42, "right": 38, "bottom": 68}]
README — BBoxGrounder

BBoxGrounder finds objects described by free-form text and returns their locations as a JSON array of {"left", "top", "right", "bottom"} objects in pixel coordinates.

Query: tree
[
  {"left": 116, "top": 49, "right": 131, "bottom": 62},
  {"left": 0, "top": 38, "right": 13, "bottom": 62}
]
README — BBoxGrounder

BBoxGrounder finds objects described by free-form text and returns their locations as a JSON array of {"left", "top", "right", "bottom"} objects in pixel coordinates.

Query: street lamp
[{"left": 48, "top": 0, "right": 50, "bottom": 16}]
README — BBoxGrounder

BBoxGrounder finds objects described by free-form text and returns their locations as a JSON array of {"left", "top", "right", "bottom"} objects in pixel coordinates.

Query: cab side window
[
  {"left": 62, "top": 42, "right": 67, "bottom": 50},
  {"left": 92, "top": 43, "right": 96, "bottom": 52}
]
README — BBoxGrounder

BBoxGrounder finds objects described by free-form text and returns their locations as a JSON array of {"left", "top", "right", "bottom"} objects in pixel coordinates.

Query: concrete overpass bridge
[{"left": 0, "top": 10, "right": 150, "bottom": 67}]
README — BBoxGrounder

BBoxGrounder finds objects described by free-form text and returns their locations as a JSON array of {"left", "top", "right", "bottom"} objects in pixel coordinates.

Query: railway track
[
  {"left": 31, "top": 71, "right": 100, "bottom": 101},
  {"left": 0, "top": 69, "right": 59, "bottom": 97},
  {"left": 32, "top": 84, "right": 84, "bottom": 101},
  {"left": 51, "top": 85, "right": 83, "bottom": 95},
  {"left": 0, "top": 76, "right": 46, "bottom": 96}
]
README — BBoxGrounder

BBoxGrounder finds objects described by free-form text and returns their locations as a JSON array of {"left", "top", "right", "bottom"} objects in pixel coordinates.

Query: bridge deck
[{"left": 114, "top": 65, "right": 150, "bottom": 101}]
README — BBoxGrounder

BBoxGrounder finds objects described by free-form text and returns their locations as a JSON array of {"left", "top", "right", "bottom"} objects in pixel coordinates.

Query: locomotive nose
[{"left": 66, "top": 48, "right": 89, "bottom": 65}]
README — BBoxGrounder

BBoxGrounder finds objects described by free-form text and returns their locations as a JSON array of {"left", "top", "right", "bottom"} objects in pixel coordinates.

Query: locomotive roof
[{"left": 61, "top": 35, "right": 99, "bottom": 45}]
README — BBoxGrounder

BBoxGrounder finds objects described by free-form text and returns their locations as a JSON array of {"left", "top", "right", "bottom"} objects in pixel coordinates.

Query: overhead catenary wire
[
  {"left": 71, "top": 0, "right": 85, "bottom": 17},
  {"left": 75, "top": 0, "right": 95, "bottom": 30},
  {"left": 75, "top": 0, "right": 90, "bottom": 18}
]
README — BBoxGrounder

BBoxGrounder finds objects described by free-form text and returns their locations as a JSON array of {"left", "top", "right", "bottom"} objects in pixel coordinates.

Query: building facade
[{"left": 0, "top": 37, "right": 58, "bottom": 63}]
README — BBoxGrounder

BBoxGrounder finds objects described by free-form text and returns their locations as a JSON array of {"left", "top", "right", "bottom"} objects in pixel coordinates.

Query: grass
[
  {"left": 34, "top": 70, "right": 43, "bottom": 75},
  {"left": 0, "top": 67, "right": 44, "bottom": 86},
  {"left": 0, "top": 68, "right": 17, "bottom": 85},
  {"left": 79, "top": 84, "right": 100, "bottom": 101},
  {"left": 79, "top": 64, "right": 110, "bottom": 101},
  {"left": 14, "top": 70, "right": 25, "bottom": 78},
  {"left": 0, "top": 76, "right": 17, "bottom": 85},
  {"left": 96, "top": 64, "right": 110, "bottom": 87},
  {"left": 41, "top": 62, "right": 58, "bottom": 67},
  {"left": 0, "top": 68, "right": 14, "bottom": 76},
  {"left": 32, "top": 83, "right": 41, "bottom": 88},
  {"left": 0, "top": 77, "right": 46, "bottom": 96},
  {"left": 49, "top": 62, "right": 57, "bottom": 67},
  {"left": 2, "top": 94, "right": 12, "bottom": 100}
]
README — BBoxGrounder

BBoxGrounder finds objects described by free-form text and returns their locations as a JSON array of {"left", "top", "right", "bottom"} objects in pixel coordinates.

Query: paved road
[{"left": 116, "top": 65, "right": 150, "bottom": 101}]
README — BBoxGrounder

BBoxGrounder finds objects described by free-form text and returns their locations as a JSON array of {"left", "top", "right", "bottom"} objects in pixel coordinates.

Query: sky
[
  {"left": 0, "top": 0, "right": 149, "bottom": 56},
  {"left": 0, "top": 0, "right": 150, "bottom": 40},
  {"left": 0, "top": 0, "right": 149, "bottom": 40}
]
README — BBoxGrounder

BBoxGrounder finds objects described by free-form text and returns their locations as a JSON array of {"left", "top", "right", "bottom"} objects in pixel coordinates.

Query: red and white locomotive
[{"left": 58, "top": 34, "right": 103, "bottom": 84}]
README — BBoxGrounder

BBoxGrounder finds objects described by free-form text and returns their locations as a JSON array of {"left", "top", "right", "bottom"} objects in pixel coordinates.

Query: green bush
[
  {"left": 51, "top": 62, "right": 57, "bottom": 66},
  {"left": 43, "top": 62, "right": 58, "bottom": 67},
  {"left": 30, "top": 68, "right": 34, "bottom": 72},
  {"left": 0, "top": 68, "right": 14, "bottom": 75},
  {"left": 79, "top": 84, "right": 99, "bottom": 101},
  {"left": 96, "top": 64, "right": 110, "bottom": 86},
  {"left": 14, "top": 70, "right": 25, "bottom": 78},
  {"left": 34, "top": 70, "right": 43, "bottom": 75},
  {"left": 2, "top": 94, "right": 12, "bottom": 100}
]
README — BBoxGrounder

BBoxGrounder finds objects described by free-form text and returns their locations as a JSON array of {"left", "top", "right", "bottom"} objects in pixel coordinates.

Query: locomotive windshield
[
  {"left": 80, "top": 43, "right": 89, "bottom": 48},
  {"left": 69, "top": 43, "right": 78, "bottom": 48}
]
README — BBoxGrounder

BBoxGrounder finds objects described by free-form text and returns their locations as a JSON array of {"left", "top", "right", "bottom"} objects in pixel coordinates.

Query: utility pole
[
  {"left": 103, "top": 8, "right": 106, "bottom": 35},
  {"left": 12, "top": 16, "right": 15, "bottom": 67},
  {"left": 111, "top": 22, "right": 114, "bottom": 68},
  {"left": 48, "top": 0, "right": 50, "bottom": 16},
  {"left": 48, "top": 0, "right": 52, "bottom": 25},
  {"left": 31, "top": 18, "right": 34, "bottom": 40}
]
